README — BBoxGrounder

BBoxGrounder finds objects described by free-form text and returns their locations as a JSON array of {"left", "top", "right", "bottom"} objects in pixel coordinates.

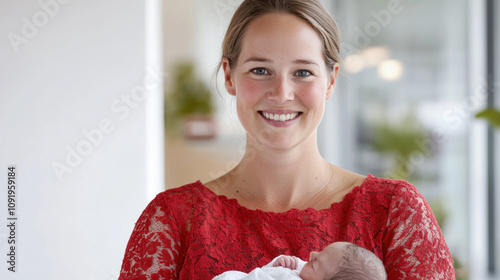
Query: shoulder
[
  {"left": 127, "top": 181, "right": 216, "bottom": 244},
  {"left": 156, "top": 181, "right": 210, "bottom": 203},
  {"left": 142, "top": 181, "right": 213, "bottom": 218},
  {"left": 362, "top": 175, "right": 417, "bottom": 193},
  {"left": 374, "top": 178, "right": 454, "bottom": 278},
  {"left": 366, "top": 176, "right": 429, "bottom": 212},
  {"left": 349, "top": 175, "right": 421, "bottom": 205},
  {"left": 331, "top": 167, "right": 420, "bottom": 206}
]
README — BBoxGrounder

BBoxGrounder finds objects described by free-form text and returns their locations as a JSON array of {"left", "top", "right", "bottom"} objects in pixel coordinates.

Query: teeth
[{"left": 263, "top": 112, "right": 299, "bottom": 121}]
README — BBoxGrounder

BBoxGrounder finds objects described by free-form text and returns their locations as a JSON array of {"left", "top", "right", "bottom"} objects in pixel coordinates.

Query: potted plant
[
  {"left": 164, "top": 61, "right": 216, "bottom": 139},
  {"left": 370, "top": 115, "right": 429, "bottom": 180},
  {"left": 476, "top": 108, "right": 500, "bottom": 127}
]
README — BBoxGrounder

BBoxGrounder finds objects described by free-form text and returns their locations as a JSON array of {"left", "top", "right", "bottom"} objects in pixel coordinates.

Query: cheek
[
  {"left": 235, "top": 77, "right": 264, "bottom": 103},
  {"left": 234, "top": 78, "right": 263, "bottom": 126},
  {"left": 299, "top": 265, "right": 309, "bottom": 276},
  {"left": 296, "top": 82, "right": 326, "bottom": 106}
]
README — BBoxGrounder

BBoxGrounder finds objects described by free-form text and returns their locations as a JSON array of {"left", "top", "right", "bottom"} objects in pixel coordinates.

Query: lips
[{"left": 258, "top": 110, "right": 302, "bottom": 122}]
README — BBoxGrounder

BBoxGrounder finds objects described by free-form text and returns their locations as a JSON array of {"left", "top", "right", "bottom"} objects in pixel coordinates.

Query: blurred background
[{"left": 0, "top": 0, "right": 498, "bottom": 279}]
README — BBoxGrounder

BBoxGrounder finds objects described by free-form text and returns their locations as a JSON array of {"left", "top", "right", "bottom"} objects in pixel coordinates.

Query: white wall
[
  {"left": 0, "top": 0, "right": 160, "bottom": 279},
  {"left": 163, "top": 0, "right": 194, "bottom": 68},
  {"left": 192, "top": 0, "right": 245, "bottom": 137}
]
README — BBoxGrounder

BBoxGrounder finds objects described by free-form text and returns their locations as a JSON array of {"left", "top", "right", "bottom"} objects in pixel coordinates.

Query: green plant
[
  {"left": 164, "top": 61, "right": 215, "bottom": 133},
  {"left": 371, "top": 115, "right": 428, "bottom": 180},
  {"left": 475, "top": 108, "right": 500, "bottom": 127}
]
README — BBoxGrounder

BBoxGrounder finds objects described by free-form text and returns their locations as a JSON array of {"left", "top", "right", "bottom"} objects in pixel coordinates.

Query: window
[{"left": 324, "top": 0, "right": 471, "bottom": 278}]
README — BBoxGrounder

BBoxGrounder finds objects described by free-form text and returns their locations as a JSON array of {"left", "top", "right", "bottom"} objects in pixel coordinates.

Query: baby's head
[{"left": 299, "top": 242, "right": 386, "bottom": 280}]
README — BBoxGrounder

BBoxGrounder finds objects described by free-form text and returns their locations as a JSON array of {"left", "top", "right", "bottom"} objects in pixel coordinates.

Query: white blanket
[{"left": 213, "top": 256, "right": 306, "bottom": 280}]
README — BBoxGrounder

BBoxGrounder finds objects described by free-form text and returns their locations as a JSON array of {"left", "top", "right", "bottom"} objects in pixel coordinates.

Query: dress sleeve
[
  {"left": 119, "top": 193, "right": 181, "bottom": 280},
  {"left": 383, "top": 181, "right": 455, "bottom": 279}
]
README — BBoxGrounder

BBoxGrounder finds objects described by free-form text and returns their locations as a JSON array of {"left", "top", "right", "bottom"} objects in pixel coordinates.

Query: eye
[
  {"left": 295, "top": 69, "right": 313, "bottom": 77},
  {"left": 251, "top": 68, "right": 269, "bottom": 75}
]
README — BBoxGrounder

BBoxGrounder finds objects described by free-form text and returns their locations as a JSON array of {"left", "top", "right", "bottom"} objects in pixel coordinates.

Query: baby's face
[{"left": 299, "top": 243, "right": 346, "bottom": 280}]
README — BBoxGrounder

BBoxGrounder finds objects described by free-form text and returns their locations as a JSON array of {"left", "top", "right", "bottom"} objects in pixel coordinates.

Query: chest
[{"left": 176, "top": 202, "right": 387, "bottom": 279}]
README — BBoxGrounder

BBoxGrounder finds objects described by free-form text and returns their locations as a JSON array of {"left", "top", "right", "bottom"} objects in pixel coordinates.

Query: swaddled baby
[{"left": 213, "top": 242, "right": 386, "bottom": 280}]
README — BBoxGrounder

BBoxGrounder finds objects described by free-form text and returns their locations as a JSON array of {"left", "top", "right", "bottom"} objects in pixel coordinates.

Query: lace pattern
[{"left": 119, "top": 175, "right": 455, "bottom": 280}]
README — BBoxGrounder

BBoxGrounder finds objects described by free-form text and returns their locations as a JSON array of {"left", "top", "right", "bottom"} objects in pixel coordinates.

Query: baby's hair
[{"left": 330, "top": 243, "right": 387, "bottom": 280}]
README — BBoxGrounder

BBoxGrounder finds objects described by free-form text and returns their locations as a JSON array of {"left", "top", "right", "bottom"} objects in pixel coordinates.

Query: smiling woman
[
  {"left": 221, "top": 12, "right": 337, "bottom": 151},
  {"left": 119, "top": 1, "right": 455, "bottom": 279}
]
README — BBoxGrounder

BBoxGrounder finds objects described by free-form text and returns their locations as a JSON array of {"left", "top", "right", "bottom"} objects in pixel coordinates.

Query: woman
[{"left": 119, "top": 0, "right": 455, "bottom": 279}]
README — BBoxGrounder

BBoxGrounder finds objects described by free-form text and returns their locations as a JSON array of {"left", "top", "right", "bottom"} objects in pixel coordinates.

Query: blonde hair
[{"left": 217, "top": 0, "right": 341, "bottom": 72}]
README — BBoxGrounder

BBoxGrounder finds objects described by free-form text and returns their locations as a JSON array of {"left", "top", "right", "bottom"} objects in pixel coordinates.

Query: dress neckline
[{"left": 192, "top": 174, "right": 375, "bottom": 215}]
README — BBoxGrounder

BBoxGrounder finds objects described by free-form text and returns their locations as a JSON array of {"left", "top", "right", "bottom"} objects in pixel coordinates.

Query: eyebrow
[
  {"left": 293, "top": 59, "right": 319, "bottom": 66},
  {"left": 243, "top": 57, "right": 272, "bottom": 64},
  {"left": 243, "top": 57, "right": 319, "bottom": 66}
]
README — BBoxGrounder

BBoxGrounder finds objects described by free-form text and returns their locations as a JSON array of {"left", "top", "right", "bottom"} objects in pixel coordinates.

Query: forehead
[
  {"left": 320, "top": 243, "right": 347, "bottom": 265},
  {"left": 322, "top": 243, "right": 342, "bottom": 259},
  {"left": 325, "top": 242, "right": 351, "bottom": 256},
  {"left": 239, "top": 13, "right": 324, "bottom": 63},
  {"left": 317, "top": 243, "right": 345, "bottom": 275}
]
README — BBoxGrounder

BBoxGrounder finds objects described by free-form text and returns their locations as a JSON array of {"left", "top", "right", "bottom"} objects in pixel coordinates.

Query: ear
[
  {"left": 222, "top": 57, "right": 236, "bottom": 96},
  {"left": 326, "top": 62, "right": 340, "bottom": 100}
]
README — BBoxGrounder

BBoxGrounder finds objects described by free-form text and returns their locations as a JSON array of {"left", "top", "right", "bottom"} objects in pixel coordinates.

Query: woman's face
[{"left": 223, "top": 13, "right": 338, "bottom": 151}]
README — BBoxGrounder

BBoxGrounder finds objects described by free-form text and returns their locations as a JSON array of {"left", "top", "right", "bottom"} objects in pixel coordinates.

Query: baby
[{"left": 213, "top": 242, "right": 387, "bottom": 280}]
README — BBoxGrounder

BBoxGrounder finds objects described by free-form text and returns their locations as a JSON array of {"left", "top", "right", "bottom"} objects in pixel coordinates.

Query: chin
[{"left": 248, "top": 131, "right": 297, "bottom": 150}]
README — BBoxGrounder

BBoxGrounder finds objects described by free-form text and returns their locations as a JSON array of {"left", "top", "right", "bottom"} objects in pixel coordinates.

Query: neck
[{"left": 228, "top": 133, "right": 333, "bottom": 211}]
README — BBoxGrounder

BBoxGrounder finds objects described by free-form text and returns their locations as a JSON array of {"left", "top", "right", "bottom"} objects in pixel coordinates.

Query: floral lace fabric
[{"left": 119, "top": 175, "right": 455, "bottom": 280}]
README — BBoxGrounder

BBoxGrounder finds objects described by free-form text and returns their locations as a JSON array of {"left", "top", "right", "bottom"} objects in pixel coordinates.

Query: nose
[
  {"left": 267, "top": 76, "right": 294, "bottom": 103},
  {"left": 309, "top": 251, "right": 318, "bottom": 261}
]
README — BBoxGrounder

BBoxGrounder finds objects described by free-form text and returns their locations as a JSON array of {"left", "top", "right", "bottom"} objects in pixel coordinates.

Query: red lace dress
[{"left": 119, "top": 175, "right": 455, "bottom": 280}]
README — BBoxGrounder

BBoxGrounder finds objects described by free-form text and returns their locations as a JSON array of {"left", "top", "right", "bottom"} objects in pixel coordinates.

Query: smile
[{"left": 259, "top": 111, "right": 302, "bottom": 122}]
